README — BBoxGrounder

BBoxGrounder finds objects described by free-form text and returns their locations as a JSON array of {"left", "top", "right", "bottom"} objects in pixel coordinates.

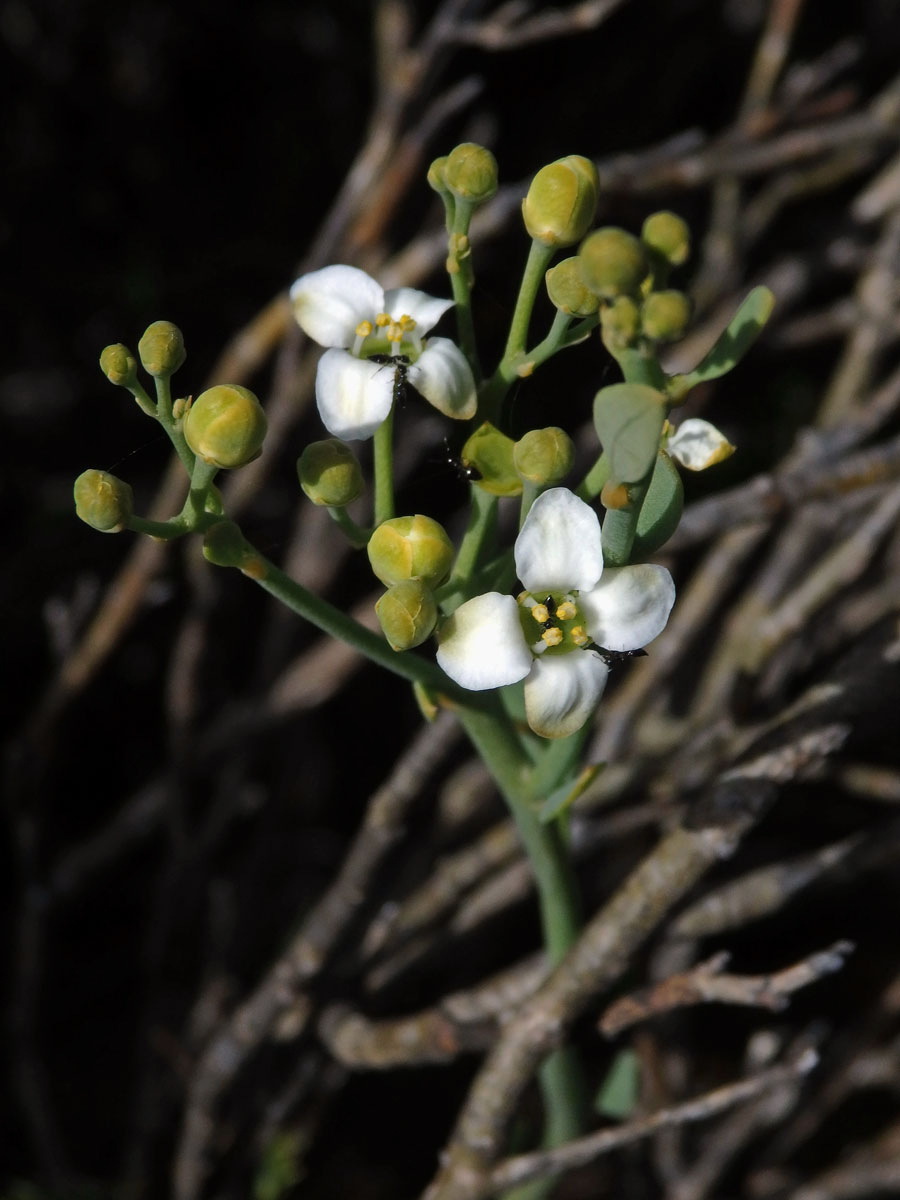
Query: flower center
[
  {"left": 352, "top": 312, "right": 422, "bottom": 360},
  {"left": 517, "top": 591, "right": 593, "bottom": 657}
]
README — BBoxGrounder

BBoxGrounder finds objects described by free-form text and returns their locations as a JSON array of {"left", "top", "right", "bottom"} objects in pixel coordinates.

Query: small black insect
[
  {"left": 369, "top": 353, "right": 411, "bottom": 406},
  {"left": 443, "top": 439, "right": 483, "bottom": 483},
  {"left": 541, "top": 595, "right": 558, "bottom": 630},
  {"left": 589, "top": 645, "right": 648, "bottom": 668}
]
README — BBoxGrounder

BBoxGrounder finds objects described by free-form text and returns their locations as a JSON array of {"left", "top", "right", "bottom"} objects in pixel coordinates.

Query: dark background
[{"left": 4, "top": 1, "right": 900, "bottom": 1197}]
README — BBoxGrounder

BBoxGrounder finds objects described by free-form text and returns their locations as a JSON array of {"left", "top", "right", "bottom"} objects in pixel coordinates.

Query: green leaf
[
  {"left": 632, "top": 450, "right": 684, "bottom": 558},
  {"left": 595, "top": 1047, "right": 641, "bottom": 1119},
  {"left": 674, "top": 285, "right": 774, "bottom": 391},
  {"left": 593, "top": 383, "right": 666, "bottom": 483},
  {"left": 539, "top": 763, "right": 605, "bottom": 823}
]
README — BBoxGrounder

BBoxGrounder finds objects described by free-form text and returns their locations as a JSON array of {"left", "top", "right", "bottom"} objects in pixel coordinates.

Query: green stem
[
  {"left": 575, "top": 451, "right": 610, "bottom": 502},
  {"left": 448, "top": 203, "right": 481, "bottom": 379},
  {"left": 328, "top": 505, "right": 372, "bottom": 548},
  {"left": 373, "top": 405, "right": 395, "bottom": 526},
  {"left": 437, "top": 486, "right": 498, "bottom": 613},
  {"left": 154, "top": 375, "right": 196, "bottom": 475}
]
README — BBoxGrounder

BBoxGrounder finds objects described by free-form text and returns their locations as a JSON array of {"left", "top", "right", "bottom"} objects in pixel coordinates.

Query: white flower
[
  {"left": 290, "top": 265, "right": 477, "bottom": 440},
  {"left": 667, "top": 418, "right": 734, "bottom": 470},
  {"left": 437, "top": 488, "right": 675, "bottom": 739}
]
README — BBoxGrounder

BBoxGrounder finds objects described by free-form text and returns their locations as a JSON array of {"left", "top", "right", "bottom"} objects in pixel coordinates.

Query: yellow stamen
[
  {"left": 571, "top": 626, "right": 589, "bottom": 646},
  {"left": 375, "top": 312, "right": 391, "bottom": 328},
  {"left": 356, "top": 319, "right": 374, "bottom": 338},
  {"left": 542, "top": 627, "right": 563, "bottom": 647},
  {"left": 399, "top": 314, "right": 417, "bottom": 332},
  {"left": 556, "top": 600, "right": 577, "bottom": 621},
  {"left": 531, "top": 602, "right": 550, "bottom": 624}
]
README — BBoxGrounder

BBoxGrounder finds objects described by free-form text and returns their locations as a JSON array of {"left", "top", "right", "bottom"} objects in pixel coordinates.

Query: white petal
[
  {"left": 290, "top": 265, "right": 384, "bottom": 348},
  {"left": 580, "top": 564, "right": 675, "bottom": 651},
  {"left": 384, "top": 287, "right": 453, "bottom": 335},
  {"left": 668, "top": 419, "right": 735, "bottom": 471},
  {"left": 436, "top": 593, "right": 533, "bottom": 691},
  {"left": 514, "top": 488, "right": 604, "bottom": 594},
  {"left": 406, "top": 338, "right": 477, "bottom": 420},
  {"left": 316, "top": 349, "right": 395, "bottom": 440},
  {"left": 524, "top": 652, "right": 609, "bottom": 739}
]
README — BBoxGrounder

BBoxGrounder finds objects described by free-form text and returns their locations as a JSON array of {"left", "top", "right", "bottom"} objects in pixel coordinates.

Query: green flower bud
[
  {"left": 444, "top": 143, "right": 498, "bottom": 204},
  {"left": 74, "top": 469, "right": 133, "bottom": 532},
  {"left": 641, "top": 211, "right": 690, "bottom": 267},
  {"left": 202, "top": 519, "right": 250, "bottom": 568},
  {"left": 298, "top": 438, "right": 364, "bottom": 507},
  {"left": 99, "top": 343, "right": 139, "bottom": 389},
  {"left": 600, "top": 295, "right": 641, "bottom": 352},
  {"left": 641, "top": 290, "right": 691, "bottom": 343},
  {"left": 375, "top": 579, "right": 438, "bottom": 651},
  {"left": 461, "top": 422, "right": 522, "bottom": 497},
  {"left": 137, "top": 320, "right": 186, "bottom": 378},
  {"left": 184, "top": 384, "right": 267, "bottom": 470},
  {"left": 545, "top": 257, "right": 600, "bottom": 317},
  {"left": 522, "top": 155, "right": 598, "bottom": 248},
  {"left": 367, "top": 514, "right": 454, "bottom": 588},
  {"left": 579, "top": 227, "right": 648, "bottom": 299},
  {"left": 427, "top": 156, "right": 450, "bottom": 194},
  {"left": 513, "top": 427, "right": 574, "bottom": 485}
]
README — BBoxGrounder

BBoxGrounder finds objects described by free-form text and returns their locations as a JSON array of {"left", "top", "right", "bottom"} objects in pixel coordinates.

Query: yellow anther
[
  {"left": 386, "top": 321, "right": 404, "bottom": 343},
  {"left": 399, "top": 314, "right": 417, "bottom": 332},
  {"left": 356, "top": 320, "right": 374, "bottom": 338},
  {"left": 375, "top": 312, "right": 391, "bottom": 327},
  {"left": 571, "top": 626, "right": 589, "bottom": 646},
  {"left": 556, "top": 600, "right": 577, "bottom": 620},
  {"left": 531, "top": 602, "right": 550, "bottom": 624},
  {"left": 542, "top": 627, "right": 563, "bottom": 647}
]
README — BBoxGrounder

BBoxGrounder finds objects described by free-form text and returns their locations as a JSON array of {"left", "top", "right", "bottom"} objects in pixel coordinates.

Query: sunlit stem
[
  {"left": 437, "top": 485, "right": 498, "bottom": 613},
  {"left": 154, "top": 374, "right": 195, "bottom": 475},
  {"left": 448, "top": 200, "right": 482, "bottom": 379},
  {"left": 328, "top": 505, "right": 372, "bottom": 548},
  {"left": 373, "top": 405, "right": 395, "bottom": 526},
  {"left": 575, "top": 451, "right": 610, "bottom": 502}
]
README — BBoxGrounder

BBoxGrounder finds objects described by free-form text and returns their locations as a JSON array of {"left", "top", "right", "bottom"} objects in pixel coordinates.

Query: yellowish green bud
[
  {"left": 522, "top": 155, "right": 598, "bottom": 248},
  {"left": 600, "top": 295, "right": 641, "bottom": 351},
  {"left": 461, "top": 422, "right": 522, "bottom": 497},
  {"left": 579, "top": 227, "right": 648, "bottom": 299},
  {"left": 297, "top": 438, "right": 364, "bottom": 507},
  {"left": 545, "top": 257, "right": 600, "bottom": 317},
  {"left": 184, "top": 384, "right": 267, "bottom": 470},
  {"left": 513, "top": 427, "right": 574, "bottom": 485},
  {"left": 375, "top": 579, "right": 439, "bottom": 651},
  {"left": 641, "top": 290, "right": 691, "bottom": 343},
  {"left": 99, "top": 343, "right": 139, "bottom": 389},
  {"left": 74, "top": 469, "right": 133, "bottom": 532},
  {"left": 367, "top": 515, "right": 454, "bottom": 588},
  {"left": 444, "top": 143, "right": 498, "bottom": 204},
  {"left": 641, "top": 211, "right": 690, "bottom": 267},
  {"left": 202, "top": 520, "right": 250, "bottom": 568},
  {"left": 427, "top": 156, "right": 450, "bottom": 194},
  {"left": 137, "top": 320, "right": 186, "bottom": 378}
]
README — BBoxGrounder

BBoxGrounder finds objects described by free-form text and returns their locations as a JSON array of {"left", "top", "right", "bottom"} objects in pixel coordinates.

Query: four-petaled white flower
[
  {"left": 290, "top": 265, "right": 477, "bottom": 440},
  {"left": 437, "top": 488, "right": 676, "bottom": 739}
]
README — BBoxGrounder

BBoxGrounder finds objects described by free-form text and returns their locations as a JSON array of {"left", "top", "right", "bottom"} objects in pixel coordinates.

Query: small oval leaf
[{"left": 593, "top": 383, "right": 666, "bottom": 483}]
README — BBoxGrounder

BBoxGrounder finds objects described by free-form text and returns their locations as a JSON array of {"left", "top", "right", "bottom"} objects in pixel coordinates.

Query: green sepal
[
  {"left": 539, "top": 763, "right": 604, "bottom": 823},
  {"left": 462, "top": 422, "right": 523, "bottom": 497},
  {"left": 669, "top": 285, "right": 774, "bottom": 397},
  {"left": 595, "top": 1048, "right": 641, "bottom": 1119},
  {"left": 593, "top": 383, "right": 666, "bottom": 484},
  {"left": 631, "top": 450, "right": 684, "bottom": 558}
]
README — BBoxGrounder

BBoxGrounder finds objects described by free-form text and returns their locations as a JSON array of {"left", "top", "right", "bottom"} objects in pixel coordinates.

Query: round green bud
[
  {"left": 298, "top": 438, "right": 364, "bottom": 507},
  {"left": 513, "top": 427, "right": 575, "bottom": 485},
  {"left": 99, "top": 343, "right": 139, "bottom": 389},
  {"left": 579, "top": 227, "right": 649, "bottom": 299},
  {"left": 184, "top": 384, "right": 267, "bottom": 470},
  {"left": 367, "top": 514, "right": 454, "bottom": 588},
  {"left": 137, "top": 320, "right": 186, "bottom": 378},
  {"left": 427, "top": 156, "right": 449, "bottom": 194},
  {"left": 444, "top": 143, "right": 498, "bottom": 204},
  {"left": 461, "top": 422, "right": 522, "bottom": 497},
  {"left": 600, "top": 295, "right": 641, "bottom": 351},
  {"left": 522, "top": 155, "right": 598, "bottom": 248},
  {"left": 202, "top": 519, "right": 253, "bottom": 569},
  {"left": 641, "top": 290, "right": 691, "bottom": 343},
  {"left": 545, "top": 257, "right": 600, "bottom": 317},
  {"left": 375, "top": 579, "right": 439, "bottom": 652},
  {"left": 74, "top": 469, "right": 133, "bottom": 532},
  {"left": 641, "top": 211, "right": 690, "bottom": 267}
]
